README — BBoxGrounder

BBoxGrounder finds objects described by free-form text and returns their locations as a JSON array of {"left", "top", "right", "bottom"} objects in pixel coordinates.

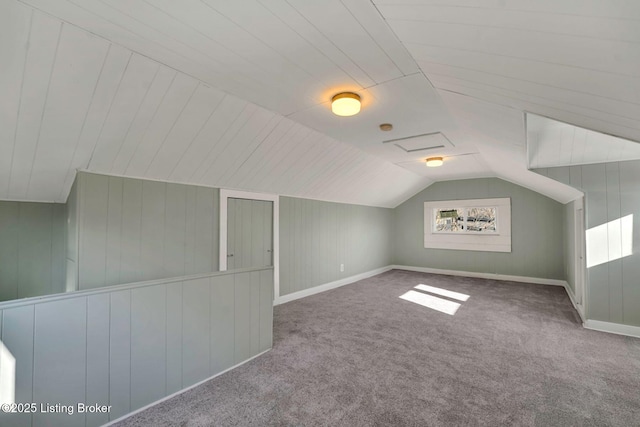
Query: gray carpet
[{"left": 114, "top": 269, "right": 640, "bottom": 426}]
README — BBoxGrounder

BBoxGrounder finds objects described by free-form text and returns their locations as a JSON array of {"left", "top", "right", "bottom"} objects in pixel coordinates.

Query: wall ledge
[
  {"left": 274, "top": 266, "right": 393, "bottom": 305},
  {"left": 584, "top": 320, "right": 640, "bottom": 339}
]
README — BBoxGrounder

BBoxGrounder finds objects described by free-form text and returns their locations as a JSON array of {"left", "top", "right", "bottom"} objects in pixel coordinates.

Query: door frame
[
  {"left": 574, "top": 196, "right": 586, "bottom": 317},
  {"left": 219, "top": 189, "right": 279, "bottom": 299}
]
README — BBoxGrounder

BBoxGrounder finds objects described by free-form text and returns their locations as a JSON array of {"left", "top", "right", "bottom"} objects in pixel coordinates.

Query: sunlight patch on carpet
[{"left": 399, "top": 290, "right": 461, "bottom": 315}]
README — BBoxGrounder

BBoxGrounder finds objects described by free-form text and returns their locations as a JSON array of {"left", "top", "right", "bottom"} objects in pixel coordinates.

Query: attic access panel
[{"left": 383, "top": 132, "right": 454, "bottom": 153}]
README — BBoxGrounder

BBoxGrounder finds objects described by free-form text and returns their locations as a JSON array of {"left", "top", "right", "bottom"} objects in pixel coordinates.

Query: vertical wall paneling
[
  {"left": 32, "top": 298, "right": 87, "bottom": 427},
  {"left": 165, "top": 282, "right": 183, "bottom": 394},
  {"left": 140, "top": 180, "right": 166, "bottom": 280},
  {"left": 109, "top": 290, "right": 131, "bottom": 420},
  {"left": 0, "top": 203, "right": 20, "bottom": 302},
  {"left": 259, "top": 268, "right": 273, "bottom": 352},
  {"left": 79, "top": 172, "right": 109, "bottom": 289},
  {"left": 234, "top": 272, "right": 252, "bottom": 364},
  {"left": 391, "top": 178, "right": 564, "bottom": 280},
  {"left": 65, "top": 179, "right": 79, "bottom": 292},
  {"left": 105, "top": 177, "right": 124, "bottom": 286},
  {"left": 119, "top": 178, "right": 143, "bottom": 284},
  {"left": 164, "top": 183, "right": 187, "bottom": 278},
  {"left": 130, "top": 284, "right": 167, "bottom": 409},
  {"left": 250, "top": 271, "right": 261, "bottom": 356},
  {"left": 279, "top": 196, "right": 392, "bottom": 296},
  {"left": 0, "top": 267, "right": 273, "bottom": 427},
  {"left": 0, "top": 201, "right": 67, "bottom": 302},
  {"left": 75, "top": 172, "right": 220, "bottom": 290},
  {"left": 1, "top": 306, "right": 34, "bottom": 427},
  {"left": 210, "top": 274, "right": 235, "bottom": 374},
  {"left": 182, "top": 278, "right": 210, "bottom": 387},
  {"left": 86, "top": 293, "right": 110, "bottom": 427},
  {"left": 538, "top": 160, "right": 640, "bottom": 327}
]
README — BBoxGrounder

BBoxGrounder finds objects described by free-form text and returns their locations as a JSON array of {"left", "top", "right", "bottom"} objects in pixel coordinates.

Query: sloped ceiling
[{"left": 2, "top": 0, "right": 638, "bottom": 206}]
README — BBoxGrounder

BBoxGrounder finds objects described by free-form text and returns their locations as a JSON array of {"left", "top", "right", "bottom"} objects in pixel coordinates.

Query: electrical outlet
[{"left": 340, "top": 263, "right": 344, "bottom": 272}]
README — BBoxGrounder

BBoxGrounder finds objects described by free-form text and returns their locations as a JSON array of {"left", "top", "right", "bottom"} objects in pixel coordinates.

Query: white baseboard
[
  {"left": 584, "top": 320, "right": 640, "bottom": 339},
  {"left": 103, "top": 348, "right": 271, "bottom": 426},
  {"left": 393, "top": 264, "right": 590, "bottom": 323},
  {"left": 562, "top": 285, "right": 586, "bottom": 323},
  {"left": 274, "top": 265, "right": 393, "bottom": 305},
  {"left": 391, "top": 265, "right": 567, "bottom": 287}
]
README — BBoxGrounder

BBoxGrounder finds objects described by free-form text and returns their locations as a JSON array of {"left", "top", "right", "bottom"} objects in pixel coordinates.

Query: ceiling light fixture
[
  {"left": 426, "top": 157, "right": 444, "bottom": 167},
  {"left": 331, "top": 92, "right": 361, "bottom": 116},
  {"left": 379, "top": 123, "right": 393, "bottom": 131}
]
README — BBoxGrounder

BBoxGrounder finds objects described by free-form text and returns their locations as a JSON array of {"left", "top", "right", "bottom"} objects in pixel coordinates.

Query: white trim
[
  {"left": 219, "top": 189, "right": 280, "bottom": 299},
  {"left": 562, "top": 283, "right": 585, "bottom": 323},
  {"left": 584, "top": 320, "right": 640, "bottom": 339},
  {"left": 392, "top": 265, "right": 565, "bottom": 286},
  {"left": 274, "top": 266, "right": 393, "bottom": 305},
  {"left": 102, "top": 348, "right": 271, "bottom": 427},
  {"left": 424, "top": 198, "right": 511, "bottom": 253}
]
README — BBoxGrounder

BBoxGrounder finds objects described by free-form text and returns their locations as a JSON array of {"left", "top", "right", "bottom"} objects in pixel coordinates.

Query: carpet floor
[{"left": 114, "top": 269, "right": 640, "bottom": 426}]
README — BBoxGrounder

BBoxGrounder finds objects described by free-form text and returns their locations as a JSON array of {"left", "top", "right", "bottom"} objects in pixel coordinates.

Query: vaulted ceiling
[{"left": 2, "top": 0, "right": 638, "bottom": 207}]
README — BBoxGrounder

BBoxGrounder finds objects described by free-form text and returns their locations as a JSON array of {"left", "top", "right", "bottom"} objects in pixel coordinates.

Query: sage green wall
[
  {"left": 279, "top": 197, "right": 392, "bottom": 296},
  {"left": 65, "top": 179, "right": 79, "bottom": 293},
  {"left": 535, "top": 160, "right": 640, "bottom": 326},
  {"left": 76, "top": 172, "right": 219, "bottom": 290},
  {"left": 392, "top": 178, "right": 564, "bottom": 280},
  {"left": 0, "top": 201, "right": 66, "bottom": 301}
]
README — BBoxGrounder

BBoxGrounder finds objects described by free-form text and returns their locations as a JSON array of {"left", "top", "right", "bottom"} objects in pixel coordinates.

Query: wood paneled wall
[
  {"left": 279, "top": 197, "right": 392, "bottom": 296},
  {"left": 76, "top": 172, "right": 219, "bottom": 290},
  {"left": 0, "top": 267, "right": 273, "bottom": 427},
  {"left": 392, "top": 178, "right": 565, "bottom": 280},
  {"left": 0, "top": 201, "right": 66, "bottom": 301},
  {"left": 536, "top": 161, "right": 640, "bottom": 326}
]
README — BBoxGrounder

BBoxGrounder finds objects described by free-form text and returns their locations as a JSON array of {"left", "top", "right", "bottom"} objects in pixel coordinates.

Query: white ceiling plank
[
  {"left": 201, "top": 109, "right": 280, "bottom": 185},
  {"left": 401, "top": 42, "right": 640, "bottom": 106},
  {"left": 105, "top": 0, "right": 319, "bottom": 113},
  {"left": 377, "top": 4, "right": 640, "bottom": 43},
  {"left": 168, "top": 95, "right": 249, "bottom": 183},
  {"left": 417, "top": 60, "right": 640, "bottom": 122},
  {"left": 279, "top": 137, "right": 349, "bottom": 195},
  {"left": 20, "top": 0, "right": 277, "bottom": 110},
  {"left": 7, "top": 11, "right": 61, "bottom": 200},
  {"left": 288, "top": 0, "right": 403, "bottom": 84},
  {"left": 431, "top": 77, "right": 640, "bottom": 140},
  {"left": 389, "top": 20, "right": 639, "bottom": 78},
  {"left": 28, "top": 24, "right": 111, "bottom": 201},
  {"left": 123, "top": 72, "right": 200, "bottom": 176},
  {"left": 0, "top": 2, "right": 31, "bottom": 199},
  {"left": 189, "top": 104, "right": 259, "bottom": 183},
  {"left": 373, "top": 0, "right": 640, "bottom": 20},
  {"left": 57, "top": 43, "right": 131, "bottom": 201},
  {"left": 230, "top": 119, "right": 297, "bottom": 189},
  {"left": 252, "top": 129, "right": 321, "bottom": 193},
  {"left": 85, "top": 53, "right": 158, "bottom": 173},
  {"left": 218, "top": 116, "right": 291, "bottom": 188},
  {"left": 259, "top": 0, "right": 375, "bottom": 88},
  {"left": 109, "top": 66, "right": 176, "bottom": 176},
  {"left": 237, "top": 124, "right": 311, "bottom": 190},
  {"left": 340, "top": 0, "right": 419, "bottom": 76},
  {"left": 192, "top": 0, "right": 357, "bottom": 97},
  {"left": 145, "top": 84, "right": 225, "bottom": 180}
]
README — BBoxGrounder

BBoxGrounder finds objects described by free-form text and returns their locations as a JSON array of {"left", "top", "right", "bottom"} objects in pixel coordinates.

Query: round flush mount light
[
  {"left": 331, "top": 92, "right": 361, "bottom": 116},
  {"left": 379, "top": 123, "right": 393, "bottom": 131},
  {"left": 426, "top": 157, "right": 444, "bottom": 167}
]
